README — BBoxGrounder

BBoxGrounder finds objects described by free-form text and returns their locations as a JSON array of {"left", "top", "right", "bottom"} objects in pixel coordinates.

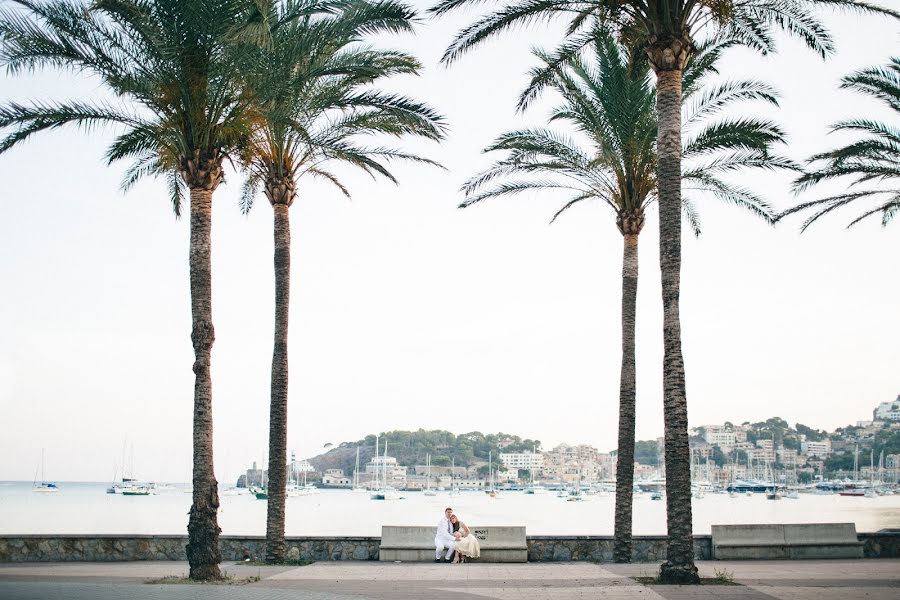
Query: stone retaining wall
[
  {"left": 526, "top": 535, "right": 712, "bottom": 562},
  {"left": 0, "top": 536, "right": 379, "bottom": 563},
  {"left": 1, "top": 532, "right": 896, "bottom": 562},
  {"left": 859, "top": 532, "right": 900, "bottom": 558}
]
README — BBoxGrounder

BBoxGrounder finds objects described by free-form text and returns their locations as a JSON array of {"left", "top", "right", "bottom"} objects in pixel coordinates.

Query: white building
[
  {"left": 704, "top": 430, "right": 736, "bottom": 447},
  {"left": 874, "top": 397, "right": 900, "bottom": 421},
  {"left": 289, "top": 454, "right": 315, "bottom": 474},
  {"left": 800, "top": 439, "right": 832, "bottom": 458},
  {"left": 365, "top": 455, "right": 407, "bottom": 482},
  {"left": 322, "top": 469, "right": 351, "bottom": 486},
  {"left": 499, "top": 451, "right": 544, "bottom": 471}
]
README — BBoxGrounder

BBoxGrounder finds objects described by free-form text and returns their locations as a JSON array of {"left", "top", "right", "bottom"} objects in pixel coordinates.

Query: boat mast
[
  {"left": 531, "top": 445, "right": 536, "bottom": 486},
  {"left": 870, "top": 450, "right": 875, "bottom": 488},
  {"left": 383, "top": 439, "right": 389, "bottom": 490},
  {"left": 489, "top": 450, "right": 493, "bottom": 493}
]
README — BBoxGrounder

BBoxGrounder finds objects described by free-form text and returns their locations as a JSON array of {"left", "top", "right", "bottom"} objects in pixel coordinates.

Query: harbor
[{"left": 2, "top": 481, "right": 899, "bottom": 537}]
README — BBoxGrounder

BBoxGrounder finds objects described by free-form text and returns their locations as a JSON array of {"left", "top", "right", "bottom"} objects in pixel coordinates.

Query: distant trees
[
  {"left": 633, "top": 440, "right": 661, "bottom": 466},
  {"left": 314, "top": 430, "right": 541, "bottom": 474},
  {"left": 796, "top": 424, "right": 828, "bottom": 442}
]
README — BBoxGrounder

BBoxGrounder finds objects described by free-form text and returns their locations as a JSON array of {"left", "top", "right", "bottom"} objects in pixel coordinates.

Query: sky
[{"left": 0, "top": 2, "right": 898, "bottom": 483}]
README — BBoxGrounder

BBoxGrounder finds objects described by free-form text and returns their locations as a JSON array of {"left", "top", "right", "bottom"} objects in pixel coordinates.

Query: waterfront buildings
[
  {"left": 498, "top": 451, "right": 544, "bottom": 472},
  {"left": 322, "top": 469, "right": 352, "bottom": 487},
  {"left": 874, "top": 397, "right": 900, "bottom": 421},
  {"left": 800, "top": 440, "right": 832, "bottom": 458}
]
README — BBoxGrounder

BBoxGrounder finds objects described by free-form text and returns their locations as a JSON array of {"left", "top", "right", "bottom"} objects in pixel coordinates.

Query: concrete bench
[
  {"left": 712, "top": 523, "right": 864, "bottom": 560},
  {"left": 379, "top": 526, "right": 527, "bottom": 562}
]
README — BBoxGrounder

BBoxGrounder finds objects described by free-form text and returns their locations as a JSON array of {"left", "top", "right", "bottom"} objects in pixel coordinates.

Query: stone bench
[
  {"left": 379, "top": 526, "right": 527, "bottom": 562},
  {"left": 712, "top": 523, "right": 864, "bottom": 560}
]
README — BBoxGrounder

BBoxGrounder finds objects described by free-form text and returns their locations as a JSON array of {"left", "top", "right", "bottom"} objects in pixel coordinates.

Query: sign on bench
[
  {"left": 712, "top": 523, "right": 864, "bottom": 560},
  {"left": 380, "top": 526, "right": 527, "bottom": 563}
]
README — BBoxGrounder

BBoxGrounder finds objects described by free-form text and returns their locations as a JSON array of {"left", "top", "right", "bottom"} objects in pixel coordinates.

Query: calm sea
[{"left": 1, "top": 482, "right": 898, "bottom": 535}]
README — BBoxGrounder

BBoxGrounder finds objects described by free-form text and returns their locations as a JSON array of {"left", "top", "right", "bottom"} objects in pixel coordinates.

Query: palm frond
[
  {"left": 549, "top": 191, "right": 593, "bottom": 224},
  {"left": 786, "top": 56, "right": 899, "bottom": 229},
  {"left": 682, "top": 197, "right": 702, "bottom": 237},
  {"left": 461, "top": 26, "right": 790, "bottom": 232}
]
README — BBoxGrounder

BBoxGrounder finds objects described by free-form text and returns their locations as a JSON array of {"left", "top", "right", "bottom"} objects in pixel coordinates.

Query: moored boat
[{"left": 32, "top": 450, "right": 59, "bottom": 494}]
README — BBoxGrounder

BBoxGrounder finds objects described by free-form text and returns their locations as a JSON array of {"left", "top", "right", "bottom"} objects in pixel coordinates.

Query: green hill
[{"left": 308, "top": 430, "right": 541, "bottom": 475}]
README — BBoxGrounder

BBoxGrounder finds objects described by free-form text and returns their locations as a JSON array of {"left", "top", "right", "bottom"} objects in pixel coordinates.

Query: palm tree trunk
[
  {"left": 265, "top": 200, "right": 291, "bottom": 563},
  {"left": 185, "top": 187, "right": 222, "bottom": 581},
  {"left": 613, "top": 231, "right": 639, "bottom": 562},
  {"left": 655, "top": 68, "right": 699, "bottom": 585}
]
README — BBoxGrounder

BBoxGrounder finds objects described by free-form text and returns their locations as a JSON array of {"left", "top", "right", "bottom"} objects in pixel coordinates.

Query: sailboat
[
  {"left": 865, "top": 451, "right": 877, "bottom": 498},
  {"left": 352, "top": 446, "right": 367, "bottom": 492},
  {"left": 486, "top": 450, "right": 500, "bottom": 498},
  {"left": 371, "top": 436, "right": 402, "bottom": 500},
  {"left": 765, "top": 459, "right": 781, "bottom": 500},
  {"left": 250, "top": 456, "right": 268, "bottom": 499},
  {"left": 285, "top": 463, "right": 302, "bottom": 498},
  {"left": 839, "top": 445, "right": 871, "bottom": 497},
  {"left": 108, "top": 443, "right": 156, "bottom": 495},
  {"left": 450, "top": 457, "right": 460, "bottom": 497},
  {"left": 32, "top": 449, "right": 59, "bottom": 493},
  {"left": 566, "top": 478, "right": 585, "bottom": 501},
  {"left": 524, "top": 445, "right": 547, "bottom": 495},
  {"left": 300, "top": 469, "right": 318, "bottom": 495},
  {"left": 424, "top": 454, "right": 437, "bottom": 496},
  {"left": 691, "top": 450, "right": 706, "bottom": 499}
]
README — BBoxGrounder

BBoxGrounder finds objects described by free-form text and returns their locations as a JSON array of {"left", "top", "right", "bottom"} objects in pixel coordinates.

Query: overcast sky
[{"left": 0, "top": 3, "right": 897, "bottom": 483}]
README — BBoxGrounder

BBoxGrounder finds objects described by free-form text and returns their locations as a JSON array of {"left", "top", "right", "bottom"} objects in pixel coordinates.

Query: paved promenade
[{"left": 0, "top": 560, "right": 898, "bottom": 599}]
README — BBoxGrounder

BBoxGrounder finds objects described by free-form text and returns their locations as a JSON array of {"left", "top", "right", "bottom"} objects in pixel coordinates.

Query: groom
[{"left": 434, "top": 507, "right": 457, "bottom": 562}]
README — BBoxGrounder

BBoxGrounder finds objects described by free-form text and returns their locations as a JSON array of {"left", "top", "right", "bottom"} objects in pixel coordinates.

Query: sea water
[{"left": 2, "top": 482, "right": 899, "bottom": 536}]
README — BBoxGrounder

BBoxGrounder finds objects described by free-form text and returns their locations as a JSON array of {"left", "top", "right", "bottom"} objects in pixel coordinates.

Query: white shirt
[{"left": 435, "top": 517, "right": 455, "bottom": 545}]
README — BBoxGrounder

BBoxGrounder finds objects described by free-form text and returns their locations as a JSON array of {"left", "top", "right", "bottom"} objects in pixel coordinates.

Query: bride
[{"left": 450, "top": 514, "right": 480, "bottom": 563}]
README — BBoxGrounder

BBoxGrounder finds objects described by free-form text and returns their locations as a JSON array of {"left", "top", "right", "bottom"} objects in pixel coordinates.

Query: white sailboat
[
  {"left": 424, "top": 454, "right": 437, "bottom": 496},
  {"left": 32, "top": 449, "right": 59, "bottom": 493},
  {"left": 371, "top": 436, "right": 402, "bottom": 500},
  {"left": 450, "top": 457, "right": 460, "bottom": 497},
  {"left": 486, "top": 450, "right": 501, "bottom": 498},
  {"left": 524, "top": 445, "right": 547, "bottom": 495},
  {"left": 352, "top": 446, "right": 367, "bottom": 492}
]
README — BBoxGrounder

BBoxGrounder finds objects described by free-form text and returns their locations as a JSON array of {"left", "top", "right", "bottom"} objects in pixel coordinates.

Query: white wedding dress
[{"left": 454, "top": 523, "right": 481, "bottom": 559}]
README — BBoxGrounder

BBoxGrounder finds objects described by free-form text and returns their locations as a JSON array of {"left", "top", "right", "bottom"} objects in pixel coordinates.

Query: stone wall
[
  {"left": 2, "top": 532, "right": 897, "bottom": 563},
  {"left": 0, "top": 536, "right": 379, "bottom": 563},
  {"left": 527, "top": 536, "right": 712, "bottom": 562},
  {"left": 859, "top": 531, "right": 900, "bottom": 558}
]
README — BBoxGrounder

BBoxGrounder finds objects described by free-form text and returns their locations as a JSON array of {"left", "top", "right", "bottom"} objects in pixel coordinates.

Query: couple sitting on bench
[{"left": 435, "top": 507, "right": 481, "bottom": 563}]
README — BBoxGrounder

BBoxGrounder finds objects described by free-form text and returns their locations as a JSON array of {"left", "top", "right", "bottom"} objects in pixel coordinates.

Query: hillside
[{"left": 307, "top": 430, "right": 541, "bottom": 475}]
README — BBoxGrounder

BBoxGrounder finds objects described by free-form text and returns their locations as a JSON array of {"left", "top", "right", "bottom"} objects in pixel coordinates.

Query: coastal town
[{"left": 236, "top": 396, "right": 900, "bottom": 493}]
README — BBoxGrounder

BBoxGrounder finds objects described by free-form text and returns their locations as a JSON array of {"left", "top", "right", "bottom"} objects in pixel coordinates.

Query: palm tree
[
  {"left": 429, "top": 0, "right": 898, "bottom": 582},
  {"left": 461, "top": 32, "right": 791, "bottom": 563},
  {"left": 0, "top": 0, "right": 269, "bottom": 580},
  {"left": 236, "top": 1, "right": 445, "bottom": 562},
  {"left": 781, "top": 58, "right": 900, "bottom": 229}
]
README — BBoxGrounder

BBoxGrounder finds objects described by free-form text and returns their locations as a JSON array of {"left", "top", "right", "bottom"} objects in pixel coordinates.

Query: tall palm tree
[
  {"left": 461, "top": 32, "right": 791, "bottom": 563},
  {"left": 0, "top": 0, "right": 269, "bottom": 580},
  {"left": 237, "top": 0, "right": 446, "bottom": 562},
  {"left": 429, "top": 0, "right": 898, "bottom": 582},
  {"left": 781, "top": 58, "right": 900, "bottom": 229}
]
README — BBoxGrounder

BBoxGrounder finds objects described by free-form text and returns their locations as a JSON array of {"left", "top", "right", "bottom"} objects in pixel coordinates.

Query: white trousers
[{"left": 434, "top": 536, "right": 456, "bottom": 560}]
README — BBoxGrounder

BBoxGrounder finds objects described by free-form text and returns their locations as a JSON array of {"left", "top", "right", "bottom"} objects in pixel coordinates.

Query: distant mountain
[{"left": 307, "top": 430, "right": 541, "bottom": 475}]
